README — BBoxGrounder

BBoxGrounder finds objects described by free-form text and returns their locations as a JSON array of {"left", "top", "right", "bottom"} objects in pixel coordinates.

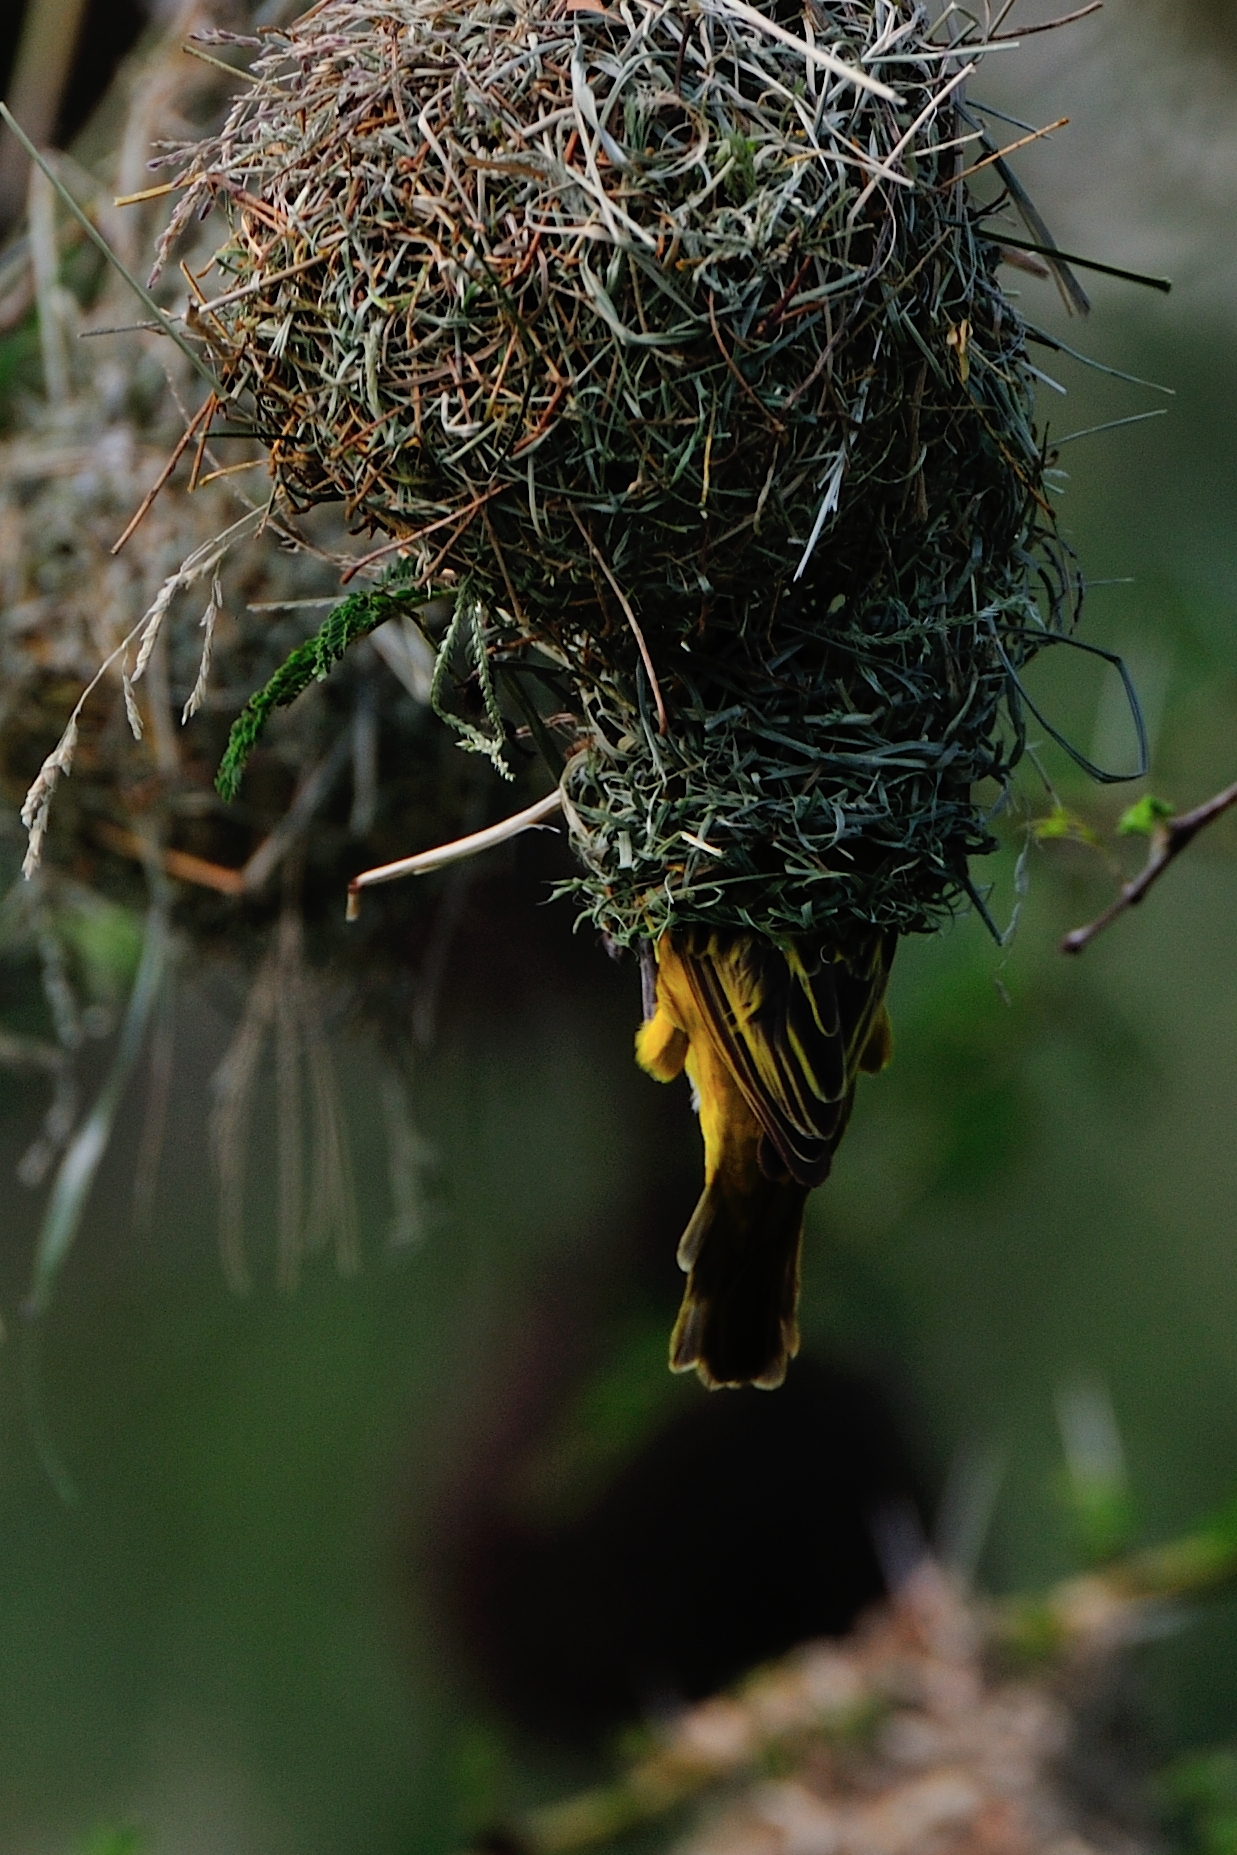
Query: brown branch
[
  {"left": 1061, "top": 777, "right": 1237, "bottom": 955},
  {"left": 95, "top": 820, "right": 245, "bottom": 897},
  {"left": 339, "top": 483, "right": 505, "bottom": 583},
  {"left": 988, "top": 2, "right": 1103, "bottom": 42},
  {"left": 110, "top": 393, "right": 216, "bottom": 553}
]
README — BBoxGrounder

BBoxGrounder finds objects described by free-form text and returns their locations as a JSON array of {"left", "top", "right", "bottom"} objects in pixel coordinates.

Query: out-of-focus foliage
[
  {"left": 1165, "top": 1749, "right": 1237, "bottom": 1855},
  {"left": 80, "top": 1831, "right": 142, "bottom": 1855},
  {"left": 1134, "top": 0, "right": 1237, "bottom": 66},
  {"left": 508, "top": 1494, "right": 1237, "bottom": 1855}
]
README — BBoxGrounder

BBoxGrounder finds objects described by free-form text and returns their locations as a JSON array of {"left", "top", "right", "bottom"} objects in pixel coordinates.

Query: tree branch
[{"left": 1061, "top": 777, "right": 1237, "bottom": 955}]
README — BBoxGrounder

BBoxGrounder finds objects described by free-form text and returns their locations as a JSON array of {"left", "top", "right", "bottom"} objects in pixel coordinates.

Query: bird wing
[{"left": 673, "top": 929, "right": 894, "bottom": 1188}]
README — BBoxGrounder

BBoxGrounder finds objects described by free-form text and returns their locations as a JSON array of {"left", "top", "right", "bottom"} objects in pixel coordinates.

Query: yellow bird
[{"left": 636, "top": 929, "right": 896, "bottom": 1391}]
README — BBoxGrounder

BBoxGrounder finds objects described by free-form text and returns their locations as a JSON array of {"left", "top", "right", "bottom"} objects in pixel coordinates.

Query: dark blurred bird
[{"left": 636, "top": 929, "right": 896, "bottom": 1390}]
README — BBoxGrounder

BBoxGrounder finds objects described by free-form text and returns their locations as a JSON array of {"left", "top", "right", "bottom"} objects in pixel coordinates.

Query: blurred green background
[{"left": 3, "top": 2, "right": 1237, "bottom": 1852}]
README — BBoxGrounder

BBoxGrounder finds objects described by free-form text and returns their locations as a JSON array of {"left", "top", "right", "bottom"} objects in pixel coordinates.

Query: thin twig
[
  {"left": 80, "top": 319, "right": 165, "bottom": 336},
  {"left": 988, "top": 233, "right": 1171, "bottom": 294},
  {"left": 849, "top": 62, "right": 975, "bottom": 220},
  {"left": 708, "top": 290, "right": 785, "bottom": 434},
  {"left": 197, "top": 456, "right": 264, "bottom": 485},
  {"left": 1061, "top": 779, "right": 1237, "bottom": 955},
  {"left": 95, "top": 820, "right": 245, "bottom": 896},
  {"left": 571, "top": 510, "right": 669, "bottom": 735},
  {"left": 187, "top": 400, "right": 215, "bottom": 493},
  {"left": 946, "top": 118, "right": 1066, "bottom": 186},
  {"left": 180, "top": 43, "right": 259, "bottom": 83},
  {"left": 111, "top": 393, "right": 216, "bottom": 553},
  {"left": 988, "top": 1, "right": 1102, "bottom": 40},
  {"left": 114, "top": 181, "right": 176, "bottom": 207},
  {"left": 0, "top": 105, "right": 223, "bottom": 392},
  {"left": 339, "top": 485, "right": 506, "bottom": 584},
  {"left": 196, "top": 246, "right": 343, "bottom": 318},
  {"left": 709, "top": 0, "right": 901, "bottom": 99},
  {"left": 346, "top": 789, "right": 564, "bottom": 919}
]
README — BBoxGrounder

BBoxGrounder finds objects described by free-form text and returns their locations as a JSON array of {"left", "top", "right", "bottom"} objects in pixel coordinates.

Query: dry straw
[{"left": 158, "top": 0, "right": 1096, "bottom": 947}]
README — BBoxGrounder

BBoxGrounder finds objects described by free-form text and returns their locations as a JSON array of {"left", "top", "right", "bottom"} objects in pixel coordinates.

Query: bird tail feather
[{"left": 670, "top": 1168, "right": 808, "bottom": 1391}]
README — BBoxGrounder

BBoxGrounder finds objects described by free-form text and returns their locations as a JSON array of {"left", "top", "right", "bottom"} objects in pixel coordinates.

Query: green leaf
[
  {"left": 450, "top": 1722, "right": 515, "bottom": 1836},
  {"left": 724, "top": 132, "right": 757, "bottom": 203},
  {"left": 428, "top": 582, "right": 513, "bottom": 781},
  {"left": 58, "top": 893, "right": 144, "bottom": 1003},
  {"left": 1056, "top": 1381, "right": 1135, "bottom": 1567},
  {"left": 1031, "top": 806, "right": 1102, "bottom": 847},
  {"left": 1118, "top": 793, "right": 1176, "bottom": 836},
  {"left": 1059, "top": 1468, "right": 1135, "bottom": 1567},
  {"left": 82, "top": 1829, "right": 142, "bottom": 1855},
  {"left": 1162, "top": 1750, "right": 1237, "bottom": 1855}
]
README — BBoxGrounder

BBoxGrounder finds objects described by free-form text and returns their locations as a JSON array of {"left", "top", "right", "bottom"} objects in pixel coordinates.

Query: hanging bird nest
[{"left": 157, "top": 0, "right": 1079, "bottom": 950}]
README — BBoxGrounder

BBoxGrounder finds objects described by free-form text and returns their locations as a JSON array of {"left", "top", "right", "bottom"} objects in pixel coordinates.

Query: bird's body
[{"left": 636, "top": 929, "right": 896, "bottom": 1390}]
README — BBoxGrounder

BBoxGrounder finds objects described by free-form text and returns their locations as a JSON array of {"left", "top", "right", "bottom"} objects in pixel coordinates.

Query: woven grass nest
[{"left": 161, "top": 0, "right": 1079, "bottom": 948}]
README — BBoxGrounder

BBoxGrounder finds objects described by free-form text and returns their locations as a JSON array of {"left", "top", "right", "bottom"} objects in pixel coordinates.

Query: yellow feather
[{"left": 636, "top": 928, "right": 895, "bottom": 1389}]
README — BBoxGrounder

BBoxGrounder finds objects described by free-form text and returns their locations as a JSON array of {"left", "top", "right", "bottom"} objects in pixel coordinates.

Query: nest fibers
[{"left": 159, "top": 0, "right": 1081, "bottom": 948}]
